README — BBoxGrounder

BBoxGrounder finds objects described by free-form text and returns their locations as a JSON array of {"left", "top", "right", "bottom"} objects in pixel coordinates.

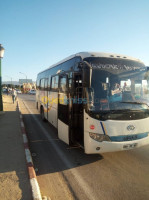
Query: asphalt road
[{"left": 18, "top": 94, "right": 149, "bottom": 200}]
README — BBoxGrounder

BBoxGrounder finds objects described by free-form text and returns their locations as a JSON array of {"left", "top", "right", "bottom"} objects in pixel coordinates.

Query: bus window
[
  {"left": 44, "top": 79, "right": 48, "bottom": 91},
  {"left": 121, "top": 79, "right": 131, "bottom": 91},
  {"left": 40, "top": 79, "right": 45, "bottom": 91},
  {"left": 59, "top": 77, "right": 67, "bottom": 93},
  {"left": 36, "top": 79, "right": 40, "bottom": 90},
  {"left": 61, "top": 58, "right": 76, "bottom": 71},
  {"left": 48, "top": 75, "right": 51, "bottom": 89},
  {"left": 69, "top": 79, "right": 72, "bottom": 89},
  {"left": 51, "top": 76, "right": 59, "bottom": 90}
]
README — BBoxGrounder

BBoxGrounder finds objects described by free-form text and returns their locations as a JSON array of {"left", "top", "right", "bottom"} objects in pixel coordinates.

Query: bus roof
[
  {"left": 39, "top": 52, "right": 144, "bottom": 74},
  {"left": 76, "top": 52, "right": 143, "bottom": 62}
]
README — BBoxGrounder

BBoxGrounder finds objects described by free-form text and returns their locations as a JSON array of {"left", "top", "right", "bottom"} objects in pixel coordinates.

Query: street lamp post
[{"left": 0, "top": 44, "right": 5, "bottom": 111}]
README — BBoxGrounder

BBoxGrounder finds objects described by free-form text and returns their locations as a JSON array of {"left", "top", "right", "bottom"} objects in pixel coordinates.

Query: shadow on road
[{"left": 22, "top": 113, "right": 103, "bottom": 176}]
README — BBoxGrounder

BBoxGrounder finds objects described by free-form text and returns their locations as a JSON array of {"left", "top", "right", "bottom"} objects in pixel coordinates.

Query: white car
[
  {"left": 16, "top": 90, "right": 22, "bottom": 94},
  {"left": 2, "top": 88, "right": 7, "bottom": 93},
  {"left": 28, "top": 90, "right": 36, "bottom": 95}
]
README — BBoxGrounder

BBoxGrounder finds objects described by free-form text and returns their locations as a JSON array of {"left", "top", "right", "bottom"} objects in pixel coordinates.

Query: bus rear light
[
  {"left": 89, "top": 133, "right": 111, "bottom": 142},
  {"left": 90, "top": 125, "right": 95, "bottom": 130}
]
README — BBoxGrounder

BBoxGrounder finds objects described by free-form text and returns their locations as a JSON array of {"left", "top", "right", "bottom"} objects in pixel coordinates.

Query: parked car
[
  {"left": 16, "top": 90, "right": 22, "bottom": 94},
  {"left": 2, "top": 88, "right": 7, "bottom": 93},
  {"left": 28, "top": 90, "right": 36, "bottom": 95}
]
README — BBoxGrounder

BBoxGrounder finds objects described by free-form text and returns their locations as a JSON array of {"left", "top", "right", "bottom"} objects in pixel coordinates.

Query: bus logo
[{"left": 127, "top": 125, "right": 135, "bottom": 131}]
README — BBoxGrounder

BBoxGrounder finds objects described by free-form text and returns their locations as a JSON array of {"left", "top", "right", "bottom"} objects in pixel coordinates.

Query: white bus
[{"left": 36, "top": 52, "right": 149, "bottom": 153}]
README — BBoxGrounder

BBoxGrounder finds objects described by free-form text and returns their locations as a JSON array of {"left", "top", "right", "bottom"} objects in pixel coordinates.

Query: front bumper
[{"left": 84, "top": 133, "right": 149, "bottom": 154}]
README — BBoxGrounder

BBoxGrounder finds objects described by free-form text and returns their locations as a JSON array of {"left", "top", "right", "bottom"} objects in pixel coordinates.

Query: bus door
[
  {"left": 71, "top": 73, "right": 84, "bottom": 146},
  {"left": 58, "top": 75, "right": 69, "bottom": 144}
]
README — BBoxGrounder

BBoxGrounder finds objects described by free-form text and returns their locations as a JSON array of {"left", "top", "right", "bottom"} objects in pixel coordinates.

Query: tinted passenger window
[
  {"left": 60, "top": 77, "right": 67, "bottom": 93},
  {"left": 40, "top": 79, "right": 45, "bottom": 90},
  {"left": 48, "top": 75, "right": 51, "bottom": 89},
  {"left": 36, "top": 79, "right": 40, "bottom": 90},
  {"left": 51, "top": 76, "right": 59, "bottom": 90},
  {"left": 61, "top": 58, "right": 75, "bottom": 71},
  {"left": 44, "top": 79, "right": 48, "bottom": 91}
]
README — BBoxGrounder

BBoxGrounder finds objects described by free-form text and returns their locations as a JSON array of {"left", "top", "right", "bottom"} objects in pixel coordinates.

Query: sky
[{"left": 1, "top": 0, "right": 149, "bottom": 82}]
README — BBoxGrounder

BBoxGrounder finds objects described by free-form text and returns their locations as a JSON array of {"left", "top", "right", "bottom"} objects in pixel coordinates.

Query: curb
[{"left": 17, "top": 101, "right": 42, "bottom": 200}]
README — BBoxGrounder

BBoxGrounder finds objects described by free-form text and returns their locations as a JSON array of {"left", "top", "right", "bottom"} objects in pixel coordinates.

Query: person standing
[{"left": 12, "top": 89, "right": 17, "bottom": 104}]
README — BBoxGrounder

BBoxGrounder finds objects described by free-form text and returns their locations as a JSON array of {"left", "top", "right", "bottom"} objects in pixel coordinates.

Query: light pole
[
  {"left": 0, "top": 44, "right": 5, "bottom": 111},
  {"left": 19, "top": 72, "right": 27, "bottom": 83}
]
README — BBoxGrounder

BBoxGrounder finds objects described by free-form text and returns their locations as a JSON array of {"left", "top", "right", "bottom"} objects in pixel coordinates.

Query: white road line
[{"left": 22, "top": 100, "right": 98, "bottom": 200}]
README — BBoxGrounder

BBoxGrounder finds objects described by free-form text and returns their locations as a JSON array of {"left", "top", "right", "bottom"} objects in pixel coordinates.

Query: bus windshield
[{"left": 84, "top": 57, "right": 149, "bottom": 120}]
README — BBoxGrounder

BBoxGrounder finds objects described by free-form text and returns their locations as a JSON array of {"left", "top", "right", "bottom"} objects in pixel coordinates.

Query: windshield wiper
[
  {"left": 110, "top": 109, "right": 132, "bottom": 114},
  {"left": 121, "top": 101, "right": 148, "bottom": 106}
]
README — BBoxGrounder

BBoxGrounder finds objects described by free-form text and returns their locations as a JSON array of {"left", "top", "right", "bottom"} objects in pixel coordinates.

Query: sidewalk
[{"left": 0, "top": 95, "right": 32, "bottom": 200}]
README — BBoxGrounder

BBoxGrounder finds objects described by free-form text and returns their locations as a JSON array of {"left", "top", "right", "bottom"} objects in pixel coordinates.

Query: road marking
[{"left": 22, "top": 100, "right": 98, "bottom": 200}]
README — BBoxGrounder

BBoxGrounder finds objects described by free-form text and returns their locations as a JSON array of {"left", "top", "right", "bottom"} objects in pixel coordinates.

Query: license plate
[{"left": 123, "top": 143, "right": 138, "bottom": 149}]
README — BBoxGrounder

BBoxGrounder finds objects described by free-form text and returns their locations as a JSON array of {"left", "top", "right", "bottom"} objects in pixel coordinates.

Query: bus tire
[{"left": 40, "top": 106, "right": 46, "bottom": 122}]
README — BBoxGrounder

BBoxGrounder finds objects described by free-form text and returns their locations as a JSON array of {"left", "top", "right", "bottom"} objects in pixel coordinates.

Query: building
[{"left": 19, "top": 79, "right": 33, "bottom": 84}]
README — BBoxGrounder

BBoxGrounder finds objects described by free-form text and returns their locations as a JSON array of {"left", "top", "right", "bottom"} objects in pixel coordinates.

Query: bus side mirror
[{"left": 82, "top": 61, "right": 92, "bottom": 88}]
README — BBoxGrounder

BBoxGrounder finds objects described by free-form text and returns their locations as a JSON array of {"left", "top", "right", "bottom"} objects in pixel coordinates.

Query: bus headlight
[{"left": 89, "top": 133, "right": 111, "bottom": 142}]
